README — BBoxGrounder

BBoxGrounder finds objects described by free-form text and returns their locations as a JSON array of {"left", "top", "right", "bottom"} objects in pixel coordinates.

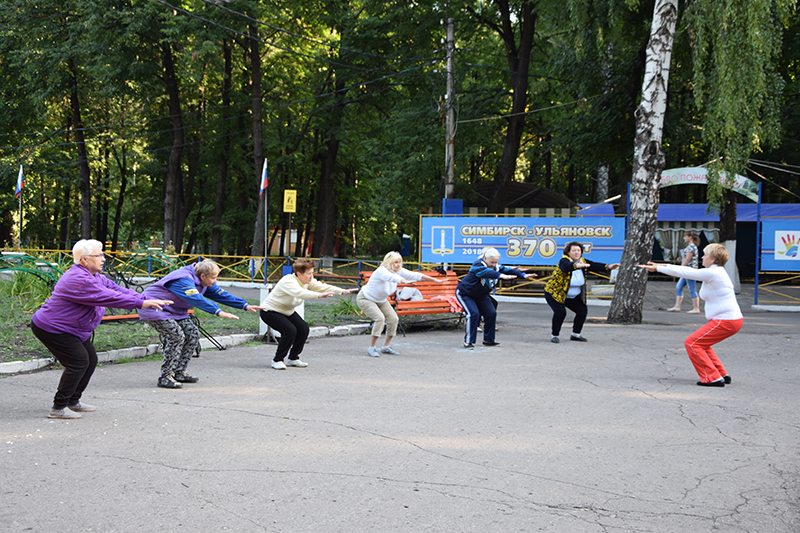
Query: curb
[{"left": 0, "top": 325, "right": 371, "bottom": 377}]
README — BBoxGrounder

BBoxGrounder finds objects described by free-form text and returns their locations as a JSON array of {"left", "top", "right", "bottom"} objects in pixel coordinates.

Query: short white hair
[
  {"left": 72, "top": 239, "right": 103, "bottom": 265},
  {"left": 480, "top": 247, "right": 501, "bottom": 261}
]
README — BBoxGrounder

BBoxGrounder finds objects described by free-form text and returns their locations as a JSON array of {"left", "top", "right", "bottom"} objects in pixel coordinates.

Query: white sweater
[
  {"left": 657, "top": 264, "right": 743, "bottom": 321},
  {"left": 360, "top": 266, "right": 423, "bottom": 303},
  {"left": 261, "top": 274, "right": 345, "bottom": 316}
]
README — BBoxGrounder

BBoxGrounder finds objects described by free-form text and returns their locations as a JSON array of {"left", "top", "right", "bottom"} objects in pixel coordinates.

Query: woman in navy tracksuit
[{"left": 456, "top": 248, "right": 535, "bottom": 348}]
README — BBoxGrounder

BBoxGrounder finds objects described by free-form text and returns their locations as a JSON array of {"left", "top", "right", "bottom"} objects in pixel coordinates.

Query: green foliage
[
  {"left": 685, "top": 0, "right": 795, "bottom": 207},
  {"left": 0, "top": 272, "right": 52, "bottom": 311},
  {"left": 328, "top": 295, "right": 365, "bottom": 317},
  {"left": 2, "top": 0, "right": 800, "bottom": 253}
]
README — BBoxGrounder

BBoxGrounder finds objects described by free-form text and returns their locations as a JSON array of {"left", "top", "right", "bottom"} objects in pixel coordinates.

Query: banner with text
[
  {"left": 420, "top": 216, "right": 625, "bottom": 265},
  {"left": 760, "top": 219, "right": 800, "bottom": 272}
]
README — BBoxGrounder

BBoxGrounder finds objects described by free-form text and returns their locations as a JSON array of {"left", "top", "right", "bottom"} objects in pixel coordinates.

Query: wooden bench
[
  {"left": 360, "top": 270, "right": 463, "bottom": 334},
  {"left": 97, "top": 309, "right": 225, "bottom": 351}
]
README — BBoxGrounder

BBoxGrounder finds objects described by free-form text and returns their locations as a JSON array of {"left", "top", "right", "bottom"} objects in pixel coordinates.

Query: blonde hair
[
  {"left": 703, "top": 244, "right": 729, "bottom": 266},
  {"left": 381, "top": 251, "right": 403, "bottom": 269},
  {"left": 72, "top": 239, "right": 103, "bottom": 264},
  {"left": 194, "top": 259, "right": 221, "bottom": 277}
]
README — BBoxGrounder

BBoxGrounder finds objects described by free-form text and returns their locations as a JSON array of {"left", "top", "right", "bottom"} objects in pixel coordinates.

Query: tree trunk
[
  {"left": 250, "top": 22, "right": 266, "bottom": 257},
  {"left": 59, "top": 184, "right": 71, "bottom": 249},
  {"left": 486, "top": 0, "right": 536, "bottom": 213},
  {"left": 596, "top": 166, "right": 609, "bottom": 202},
  {"left": 311, "top": 77, "right": 347, "bottom": 258},
  {"left": 111, "top": 146, "right": 128, "bottom": 252},
  {"left": 608, "top": 0, "right": 678, "bottom": 324},
  {"left": 719, "top": 189, "right": 740, "bottom": 292},
  {"left": 211, "top": 41, "right": 232, "bottom": 257},
  {"left": 161, "top": 43, "right": 184, "bottom": 252},
  {"left": 67, "top": 57, "right": 92, "bottom": 239},
  {"left": 177, "top": 106, "right": 200, "bottom": 254}
]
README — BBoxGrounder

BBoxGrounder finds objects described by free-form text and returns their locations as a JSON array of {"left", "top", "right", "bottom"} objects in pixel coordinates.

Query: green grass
[
  {"left": 0, "top": 291, "right": 367, "bottom": 363},
  {"left": 0, "top": 273, "right": 460, "bottom": 363}
]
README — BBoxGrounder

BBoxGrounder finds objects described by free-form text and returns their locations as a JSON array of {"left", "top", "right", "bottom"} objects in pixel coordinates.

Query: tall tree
[
  {"left": 466, "top": 0, "right": 538, "bottom": 213},
  {"left": 608, "top": 0, "right": 678, "bottom": 324}
]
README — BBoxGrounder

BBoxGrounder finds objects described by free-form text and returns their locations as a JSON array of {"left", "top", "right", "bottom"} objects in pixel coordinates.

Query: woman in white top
[
  {"left": 261, "top": 258, "right": 357, "bottom": 370},
  {"left": 357, "top": 251, "right": 440, "bottom": 357},
  {"left": 639, "top": 244, "right": 743, "bottom": 387},
  {"left": 666, "top": 230, "right": 701, "bottom": 313}
]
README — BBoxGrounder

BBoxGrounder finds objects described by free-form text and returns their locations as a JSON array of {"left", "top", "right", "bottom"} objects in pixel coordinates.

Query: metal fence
[{"left": 2, "top": 248, "right": 621, "bottom": 299}]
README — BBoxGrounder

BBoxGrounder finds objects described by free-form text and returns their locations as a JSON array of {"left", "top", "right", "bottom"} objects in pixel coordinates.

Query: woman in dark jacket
[
  {"left": 456, "top": 247, "right": 536, "bottom": 348},
  {"left": 543, "top": 242, "right": 619, "bottom": 343}
]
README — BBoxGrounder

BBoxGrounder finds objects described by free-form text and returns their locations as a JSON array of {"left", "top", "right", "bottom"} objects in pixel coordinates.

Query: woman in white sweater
[
  {"left": 639, "top": 244, "right": 743, "bottom": 387},
  {"left": 357, "top": 252, "right": 440, "bottom": 357},
  {"left": 261, "top": 258, "right": 357, "bottom": 370}
]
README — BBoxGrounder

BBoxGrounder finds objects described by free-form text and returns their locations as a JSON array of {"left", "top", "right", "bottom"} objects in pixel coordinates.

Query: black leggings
[
  {"left": 31, "top": 322, "right": 98, "bottom": 409},
  {"left": 259, "top": 311, "right": 309, "bottom": 362},
  {"left": 544, "top": 292, "right": 587, "bottom": 337}
]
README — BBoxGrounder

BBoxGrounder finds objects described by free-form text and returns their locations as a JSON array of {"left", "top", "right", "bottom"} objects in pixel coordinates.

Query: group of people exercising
[{"left": 31, "top": 239, "right": 742, "bottom": 419}]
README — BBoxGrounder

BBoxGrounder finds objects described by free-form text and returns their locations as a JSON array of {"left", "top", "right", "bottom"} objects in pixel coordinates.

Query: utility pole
[{"left": 444, "top": 17, "right": 455, "bottom": 200}]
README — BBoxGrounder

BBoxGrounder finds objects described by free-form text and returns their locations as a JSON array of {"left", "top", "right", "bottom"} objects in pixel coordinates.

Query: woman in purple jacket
[
  {"left": 31, "top": 240, "right": 172, "bottom": 420},
  {"left": 138, "top": 259, "right": 262, "bottom": 389}
]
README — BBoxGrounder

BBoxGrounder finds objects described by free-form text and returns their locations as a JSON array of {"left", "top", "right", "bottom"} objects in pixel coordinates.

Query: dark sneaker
[
  {"left": 550, "top": 336, "right": 560, "bottom": 343},
  {"left": 570, "top": 334, "right": 588, "bottom": 342},
  {"left": 174, "top": 372, "right": 199, "bottom": 383},
  {"left": 482, "top": 341, "right": 500, "bottom": 347},
  {"left": 463, "top": 342, "right": 475, "bottom": 349},
  {"left": 157, "top": 376, "right": 182, "bottom": 389}
]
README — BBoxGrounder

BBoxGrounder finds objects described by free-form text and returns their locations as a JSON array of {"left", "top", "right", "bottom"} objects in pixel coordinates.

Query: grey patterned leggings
[{"left": 149, "top": 318, "right": 201, "bottom": 378}]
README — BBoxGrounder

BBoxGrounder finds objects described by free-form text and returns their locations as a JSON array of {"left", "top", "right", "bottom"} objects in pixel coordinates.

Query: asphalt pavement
[{"left": 1, "top": 282, "right": 798, "bottom": 532}]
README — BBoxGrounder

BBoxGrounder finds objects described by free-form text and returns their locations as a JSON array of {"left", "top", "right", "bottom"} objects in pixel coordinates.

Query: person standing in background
[{"left": 666, "top": 231, "right": 701, "bottom": 314}]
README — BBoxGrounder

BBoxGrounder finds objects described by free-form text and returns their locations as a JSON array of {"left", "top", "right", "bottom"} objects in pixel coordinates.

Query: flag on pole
[
  {"left": 259, "top": 159, "right": 268, "bottom": 198},
  {"left": 15, "top": 165, "right": 24, "bottom": 198}
]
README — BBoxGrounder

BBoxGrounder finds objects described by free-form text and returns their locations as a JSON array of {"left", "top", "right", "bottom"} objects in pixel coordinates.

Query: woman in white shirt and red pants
[{"left": 639, "top": 244, "right": 743, "bottom": 387}]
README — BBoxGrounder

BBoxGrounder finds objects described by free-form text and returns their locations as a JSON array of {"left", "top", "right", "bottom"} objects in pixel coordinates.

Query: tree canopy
[{"left": 1, "top": 0, "right": 798, "bottom": 256}]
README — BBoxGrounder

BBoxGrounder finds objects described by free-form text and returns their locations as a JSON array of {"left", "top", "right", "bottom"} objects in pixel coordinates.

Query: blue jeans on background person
[{"left": 676, "top": 277, "right": 698, "bottom": 298}]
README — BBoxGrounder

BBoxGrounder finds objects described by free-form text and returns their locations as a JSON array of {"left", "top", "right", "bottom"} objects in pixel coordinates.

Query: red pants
[{"left": 684, "top": 318, "right": 743, "bottom": 383}]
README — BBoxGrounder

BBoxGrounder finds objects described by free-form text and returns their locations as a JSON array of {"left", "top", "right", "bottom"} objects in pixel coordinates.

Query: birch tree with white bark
[{"left": 607, "top": 0, "right": 678, "bottom": 324}]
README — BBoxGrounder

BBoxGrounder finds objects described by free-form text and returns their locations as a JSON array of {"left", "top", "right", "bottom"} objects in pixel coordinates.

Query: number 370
[{"left": 506, "top": 237, "right": 557, "bottom": 259}]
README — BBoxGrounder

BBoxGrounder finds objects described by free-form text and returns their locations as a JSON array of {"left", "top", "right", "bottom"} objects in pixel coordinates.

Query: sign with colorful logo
[
  {"left": 775, "top": 231, "right": 799, "bottom": 260},
  {"left": 760, "top": 220, "right": 800, "bottom": 271},
  {"left": 420, "top": 216, "right": 625, "bottom": 266}
]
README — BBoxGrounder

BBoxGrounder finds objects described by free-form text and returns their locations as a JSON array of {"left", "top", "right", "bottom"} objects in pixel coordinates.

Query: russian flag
[
  {"left": 14, "top": 165, "right": 23, "bottom": 198},
  {"left": 259, "top": 159, "right": 268, "bottom": 198}
]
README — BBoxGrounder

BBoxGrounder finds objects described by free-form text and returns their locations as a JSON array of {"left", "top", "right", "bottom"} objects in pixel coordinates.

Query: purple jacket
[
  {"left": 31, "top": 264, "right": 146, "bottom": 341},
  {"left": 138, "top": 265, "right": 205, "bottom": 321}
]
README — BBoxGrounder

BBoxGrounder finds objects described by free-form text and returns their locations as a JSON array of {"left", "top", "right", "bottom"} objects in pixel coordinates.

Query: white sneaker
[
  {"left": 271, "top": 360, "right": 287, "bottom": 370},
  {"left": 48, "top": 408, "right": 81, "bottom": 419},
  {"left": 380, "top": 346, "right": 400, "bottom": 355},
  {"left": 285, "top": 359, "right": 308, "bottom": 367},
  {"left": 367, "top": 347, "right": 380, "bottom": 357}
]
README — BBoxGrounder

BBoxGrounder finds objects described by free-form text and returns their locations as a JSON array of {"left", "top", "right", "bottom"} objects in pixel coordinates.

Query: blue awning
[{"left": 577, "top": 203, "right": 800, "bottom": 222}]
